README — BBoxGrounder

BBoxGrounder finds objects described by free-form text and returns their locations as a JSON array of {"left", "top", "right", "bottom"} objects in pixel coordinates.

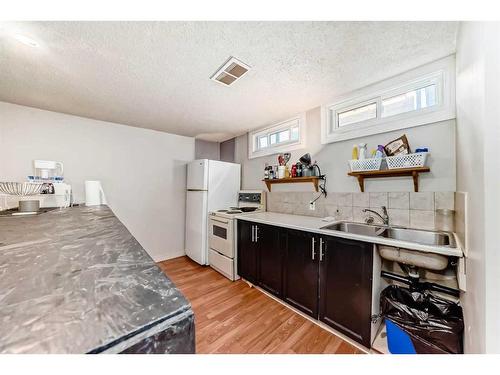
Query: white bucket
[{"left": 85, "top": 180, "right": 107, "bottom": 206}]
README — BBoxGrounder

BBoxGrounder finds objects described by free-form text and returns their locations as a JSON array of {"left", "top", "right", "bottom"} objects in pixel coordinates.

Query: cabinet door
[
  {"left": 283, "top": 229, "right": 319, "bottom": 318},
  {"left": 256, "top": 224, "right": 283, "bottom": 297},
  {"left": 319, "top": 236, "right": 373, "bottom": 347},
  {"left": 237, "top": 220, "right": 258, "bottom": 283}
]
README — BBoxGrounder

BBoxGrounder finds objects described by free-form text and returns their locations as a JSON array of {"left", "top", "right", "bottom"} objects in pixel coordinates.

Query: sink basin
[
  {"left": 320, "top": 221, "right": 456, "bottom": 248},
  {"left": 321, "top": 222, "right": 386, "bottom": 237},
  {"left": 381, "top": 227, "right": 456, "bottom": 248},
  {"left": 378, "top": 246, "right": 449, "bottom": 270}
]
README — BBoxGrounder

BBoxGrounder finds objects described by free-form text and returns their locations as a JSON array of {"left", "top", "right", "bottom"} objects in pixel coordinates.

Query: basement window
[
  {"left": 338, "top": 102, "right": 377, "bottom": 127},
  {"left": 381, "top": 84, "right": 437, "bottom": 118},
  {"left": 249, "top": 115, "right": 306, "bottom": 159},
  {"left": 321, "top": 56, "right": 455, "bottom": 144}
]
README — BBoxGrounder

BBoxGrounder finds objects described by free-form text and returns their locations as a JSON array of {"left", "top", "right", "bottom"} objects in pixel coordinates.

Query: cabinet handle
[
  {"left": 319, "top": 238, "right": 324, "bottom": 261},
  {"left": 255, "top": 225, "right": 259, "bottom": 243},
  {"left": 311, "top": 237, "right": 316, "bottom": 260},
  {"left": 251, "top": 225, "right": 255, "bottom": 242},
  {"left": 211, "top": 217, "right": 229, "bottom": 225}
]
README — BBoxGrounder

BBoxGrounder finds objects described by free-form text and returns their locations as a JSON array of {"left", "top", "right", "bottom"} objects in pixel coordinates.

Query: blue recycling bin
[{"left": 385, "top": 319, "right": 416, "bottom": 354}]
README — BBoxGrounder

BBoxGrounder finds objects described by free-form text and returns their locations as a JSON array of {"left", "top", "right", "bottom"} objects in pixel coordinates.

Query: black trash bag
[{"left": 380, "top": 285, "right": 464, "bottom": 354}]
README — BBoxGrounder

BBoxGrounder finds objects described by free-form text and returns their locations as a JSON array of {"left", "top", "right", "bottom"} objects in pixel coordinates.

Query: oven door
[{"left": 208, "top": 216, "right": 234, "bottom": 258}]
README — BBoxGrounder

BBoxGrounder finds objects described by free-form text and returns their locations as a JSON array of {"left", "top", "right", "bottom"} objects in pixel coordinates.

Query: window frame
[
  {"left": 336, "top": 99, "right": 379, "bottom": 129},
  {"left": 248, "top": 114, "right": 306, "bottom": 159},
  {"left": 321, "top": 55, "right": 456, "bottom": 144}
]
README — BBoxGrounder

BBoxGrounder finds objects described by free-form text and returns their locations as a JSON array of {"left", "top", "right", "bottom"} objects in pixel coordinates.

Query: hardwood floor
[{"left": 157, "top": 256, "right": 364, "bottom": 354}]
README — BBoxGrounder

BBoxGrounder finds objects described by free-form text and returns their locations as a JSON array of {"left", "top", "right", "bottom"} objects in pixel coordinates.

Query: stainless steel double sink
[{"left": 320, "top": 221, "right": 456, "bottom": 248}]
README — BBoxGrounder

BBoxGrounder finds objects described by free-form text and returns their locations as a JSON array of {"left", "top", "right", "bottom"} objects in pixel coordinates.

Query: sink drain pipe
[{"left": 381, "top": 270, "right": 460, "bottom": 298}]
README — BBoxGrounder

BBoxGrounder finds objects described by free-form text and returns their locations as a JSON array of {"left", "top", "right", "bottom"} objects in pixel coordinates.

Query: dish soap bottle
[
  {"left": 352, "top": 145, "right": 359, "bottom": 160},
  {"left": 358, "top": 143, "right": 367, "bottom": 160},
  {"left": 375, "top": 145, "right": 385, "bottom": 158}
]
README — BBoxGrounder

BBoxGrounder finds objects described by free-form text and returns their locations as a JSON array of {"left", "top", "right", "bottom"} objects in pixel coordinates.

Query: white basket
[
  {"left": 349, "top": 158, "right": 383, "bottom": 172},
  {"left": 386, "top": 152, "right": 429, "bottom": 169}
]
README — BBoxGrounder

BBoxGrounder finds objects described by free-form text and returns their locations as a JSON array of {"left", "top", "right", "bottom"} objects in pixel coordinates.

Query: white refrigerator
[{"left": 185, "top": 159, "right": 241, "bottom": 265}]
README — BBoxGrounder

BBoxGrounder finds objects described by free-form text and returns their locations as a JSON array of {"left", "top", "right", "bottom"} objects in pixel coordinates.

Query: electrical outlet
[{"left": 309, "top": 201, "right": 316, "bottom": 210}]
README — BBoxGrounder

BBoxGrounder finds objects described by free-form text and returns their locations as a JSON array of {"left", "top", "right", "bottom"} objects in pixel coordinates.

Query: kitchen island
[{"left": 0, "top": 205, "right": 194, "bottom": 354}]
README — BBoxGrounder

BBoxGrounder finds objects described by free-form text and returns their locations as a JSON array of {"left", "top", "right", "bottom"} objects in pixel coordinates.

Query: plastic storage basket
[
  {"left": 385, "top": 152, "right": 428, "bottom": 170},
  {"left": 349, "top": 158, "right": 383, "bottom": 172}
]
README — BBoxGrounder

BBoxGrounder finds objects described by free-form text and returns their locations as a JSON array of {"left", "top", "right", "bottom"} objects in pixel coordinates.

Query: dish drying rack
[{"left": 0, "top": 182, "right": 44, "bottom": 196}]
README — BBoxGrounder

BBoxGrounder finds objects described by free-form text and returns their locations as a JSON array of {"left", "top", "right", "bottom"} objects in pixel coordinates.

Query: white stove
[{"left": 208, "top": 190, "right": 266, "bottom": 280}]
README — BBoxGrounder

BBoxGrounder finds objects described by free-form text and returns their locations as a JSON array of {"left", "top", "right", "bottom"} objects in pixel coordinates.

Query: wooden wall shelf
[
  {"left": 262, "top": 176, "right": 323, "bottom": 192},
  {"left": 348, "top": 167, "right": 430, "bottom": 192}
]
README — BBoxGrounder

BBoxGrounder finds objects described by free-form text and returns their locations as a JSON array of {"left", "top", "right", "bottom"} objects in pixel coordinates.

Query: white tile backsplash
[
  {"left": 266, "top": 190, "right": 456, "bottom": 232},
  {"left": 369, "top": 192, "right": 388, "bottom": 208},
  {"left": 388, "top": 208, "right": 410, "bottom": 227},
  {"left": 324, "top": 204, "right": 339, "bottom": 217},
  {"left": 281, "top": 203, "right": 293, "bottom": 214},
  {"left": 299, "top": 192, "right": 315, "bottom": 204},
  {"left": 335, "top": 193, "right": 353, "bottom": 207},
  {"left": 352, "top": 192, "right": 370, "bottom": 207},
  {"left": 336, "top": 206, "right": 353, "bottom": 221},
  {"left": 435, "top": 192, "right": 455, "bottom": 210},
  {"left": 388, "top": 192, "right": 410, "bottom": 209},
  {"left": 410, "top": 192, "right": 435, "bottom": 210},
  {"left": 353, "top": 207, "right": 371, "bottom": 223},
  {"left": 410, "top": 210, "right": 435, "bottom": 230}
]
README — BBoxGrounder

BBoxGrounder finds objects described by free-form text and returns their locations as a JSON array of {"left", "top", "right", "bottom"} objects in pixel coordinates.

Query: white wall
[
  {"left": 195, "top": 139, "right": 220, "bottom": 160},
  {"left": 235, "top": 106, "right": 456, "bottom": 193},
  {"left": 456, "top": 21, "right": 500, "bottom": 354},
  {"left": 0, "top": 101, "right": 195, "bottom": 262}
]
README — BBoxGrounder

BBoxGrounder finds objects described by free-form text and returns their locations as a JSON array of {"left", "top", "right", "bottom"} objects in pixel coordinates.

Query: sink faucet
[{"left": 362, "top": 206, "right": 389, "bottom": 226}]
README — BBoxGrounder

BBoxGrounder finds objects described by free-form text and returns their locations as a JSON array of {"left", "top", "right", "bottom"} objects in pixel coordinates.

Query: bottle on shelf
[
  {"left": 375, "top": 145, "right": 385, "bottom": 158},
  {"left": 358, "top": 143, "right": 367, "bottom": 160},
  {"left": 352, "top": 144, "right": 359, "bottom": 160},
  {"left": 296, "top": 163, "right": 302, "bottom": 177}
]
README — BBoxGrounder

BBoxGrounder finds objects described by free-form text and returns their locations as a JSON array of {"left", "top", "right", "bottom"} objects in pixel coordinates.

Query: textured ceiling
[{"left": 0, "top": 22, "right": 457, "bottom": 141}]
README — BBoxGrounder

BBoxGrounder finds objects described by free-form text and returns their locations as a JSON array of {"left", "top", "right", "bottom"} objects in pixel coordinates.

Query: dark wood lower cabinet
[
  {"left": 257, "top": 225, "right": 284, "bottom": 297},
  {"left": 237, "top": 221, "right": 283, "bottom": 296},
  {"left": 319, "top": 236, "right": 374, "bottom": 348},
  {"left": 283, "top": 229, "right": 319, "bottom": 318},
  {"left": 237, "top": 220, "right": 258, "bottom": 283},
  {"left": 237, "top": 221, "right": 374, "bottom": 348}
]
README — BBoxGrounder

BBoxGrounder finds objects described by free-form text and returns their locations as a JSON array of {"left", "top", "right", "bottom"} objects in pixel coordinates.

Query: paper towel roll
[{"left": 85, "top": 180, "right": 107, "bottom": 206}]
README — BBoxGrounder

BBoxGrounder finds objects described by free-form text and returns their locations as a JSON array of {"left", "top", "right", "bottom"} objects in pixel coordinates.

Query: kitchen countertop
[
  {"left": 235, "top": 212, "right": 463, "bottom": 258},
  {"left": 0, "top": 205, "right": 194, "bottom": 354}
]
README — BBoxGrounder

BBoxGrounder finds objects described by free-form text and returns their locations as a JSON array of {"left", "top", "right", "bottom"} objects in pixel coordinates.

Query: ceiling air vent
[{"left": 210, "top": 56, "right": 251, "bottom": 86}]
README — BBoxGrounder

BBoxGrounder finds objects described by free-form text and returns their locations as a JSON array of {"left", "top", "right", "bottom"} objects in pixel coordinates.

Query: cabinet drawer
[{"left": 209, "top": 249, "right": 236, "bottom": 281}]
